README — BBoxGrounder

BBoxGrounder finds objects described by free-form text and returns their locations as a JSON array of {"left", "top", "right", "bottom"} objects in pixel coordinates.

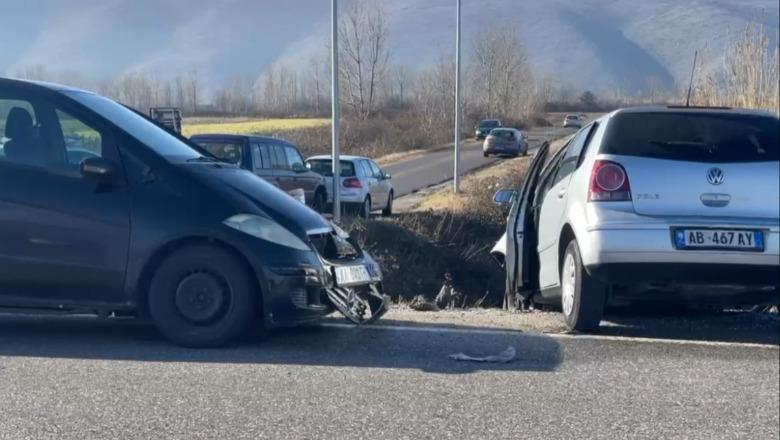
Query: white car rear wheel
[{"left": 561, "top": 239, "right": 606, "bottom": 332}]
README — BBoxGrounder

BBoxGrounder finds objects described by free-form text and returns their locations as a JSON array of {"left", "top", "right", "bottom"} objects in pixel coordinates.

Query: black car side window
[
  {"left": 1, "top": 94, "right": 111, "bottom": 177},
  {"left": 271, "top": 144, "right": 288, "bottom": 170}
]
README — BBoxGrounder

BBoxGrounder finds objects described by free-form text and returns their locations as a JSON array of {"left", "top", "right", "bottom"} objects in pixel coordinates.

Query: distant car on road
[
  {"left": 306, "top": 155, "right": 394, "bottom": 219},
  {"left": 191, "top": 134, "right": 328, "bottom": 212},
  {"left": 475, "top": 119, "right": 502, "bottom": 140},
  {"left": 563, "top": 114, "right": 582, "bottom": 128},
  {"left": 483, "top": 128, "right": 528, "bottom": 157},
  {"left": 493, "top": 106, "right": 779, "bottom": 331}
]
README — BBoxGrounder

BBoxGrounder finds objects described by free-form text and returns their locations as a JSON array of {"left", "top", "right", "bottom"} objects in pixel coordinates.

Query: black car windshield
[
  {"left": 307, "top": 159, "right": 356, "bottom": 177},
  {"left": 192, "top": 141, "right": 243, "bottom": 165},
  {"left": 480, "top": 120, "right": 499, "bottom": 128},
  {"left": 67, "top": 91, "right": 203, "bottom": 160}
]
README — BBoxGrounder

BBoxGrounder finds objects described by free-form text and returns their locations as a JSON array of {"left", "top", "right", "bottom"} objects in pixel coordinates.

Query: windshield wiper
[{"left": 186, "top": 156, "right": 222, "bottom": 163}]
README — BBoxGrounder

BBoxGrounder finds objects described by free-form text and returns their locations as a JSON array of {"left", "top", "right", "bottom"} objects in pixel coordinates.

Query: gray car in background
[
  {"left": 494, "top": 106, "right": 779, "bottom": 331},
  {"left": 483, "top": 128, "right": 528, "bottom": 157}
]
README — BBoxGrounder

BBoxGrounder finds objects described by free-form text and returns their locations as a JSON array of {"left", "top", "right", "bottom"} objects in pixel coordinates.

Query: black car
[
  {"left": 190, "top": 134, "right": 327, "bottom": 212},
  {"left": 0, "top": 78, "right": 387, "bottom": 347},
  {"left": 475, "top": 119, "right": 502, "bottom": 140}
]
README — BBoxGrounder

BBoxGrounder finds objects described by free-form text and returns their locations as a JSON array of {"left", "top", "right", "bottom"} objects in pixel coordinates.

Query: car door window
[
  {"left": 271, "top": 144, "right": 288, "bottom": 170},
  {"left": 553, "top": 125, "right": 595, "bottom": 186},
  {"left": 357, "top": 160, "right": 370, "bottom": 178},
  {"left": 536, "top": 149, "right": 566, "bottom": 202},
  {"left": 251, "top": 142, "right": 272, "bottom": 171},
  {"left": 368, "top": 160, "right": 383, "bottom": 178},
  {"left": 58, "top": 110, "right": 103, "bottom": 165},
  {"left": 1, "top": 96, "right": 108, "bottom": 176},
  {"left": 284, "top": 145, "right": 305, "bottom": 171}
]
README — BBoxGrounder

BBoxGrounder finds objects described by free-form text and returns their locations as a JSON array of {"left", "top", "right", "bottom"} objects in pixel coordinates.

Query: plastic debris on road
[{"left": 447, "top": 346, "right": 516, "bottom": 363}]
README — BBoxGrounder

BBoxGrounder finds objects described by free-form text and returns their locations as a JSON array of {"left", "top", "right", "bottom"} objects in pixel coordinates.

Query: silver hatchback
[{"left": 494, "top": 107, "right": 779, "bottom": 330}]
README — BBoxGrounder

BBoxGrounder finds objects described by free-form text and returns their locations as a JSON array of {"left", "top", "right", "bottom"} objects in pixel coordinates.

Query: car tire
[
  {"left": 483, "top": 152, "right": 489, "bottom": 157},
  {"left": 382, "top": 191, "right": 394, "bottom": 217},
  {"left": 148, "top": 245, "right": 258, "bottom": 348},
  {"left": 560, "top": 239, "right": 605, "bottom": 332},
  {"left": 313, "top": 188, "right": 327, "bottom": 213},
  {"left": 359, "top": 196, "right": 372, "bottom": 220}
]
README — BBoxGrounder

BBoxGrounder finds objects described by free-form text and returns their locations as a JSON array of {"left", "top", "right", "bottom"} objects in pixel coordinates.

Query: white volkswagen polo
[{"left": 493, "top": 106, "right": 779, "bottom": 331}]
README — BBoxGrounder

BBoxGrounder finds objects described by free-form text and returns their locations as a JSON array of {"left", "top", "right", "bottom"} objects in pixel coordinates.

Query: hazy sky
[{"left": 2, "top": 0, "right": 777, "bottom": 94}]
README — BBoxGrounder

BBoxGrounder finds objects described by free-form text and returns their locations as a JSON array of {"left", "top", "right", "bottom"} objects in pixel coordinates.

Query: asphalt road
[
  {"left": 385, "top": 126, "right": 574, "bottom": 197},
  {"left": 0, "top": 314, "right": 777, "bottom": 440}
]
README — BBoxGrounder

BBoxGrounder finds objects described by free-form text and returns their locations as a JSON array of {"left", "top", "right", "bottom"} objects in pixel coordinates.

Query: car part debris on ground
[{"left": 448, "top": 346, "right": 517, "bottom": 363}]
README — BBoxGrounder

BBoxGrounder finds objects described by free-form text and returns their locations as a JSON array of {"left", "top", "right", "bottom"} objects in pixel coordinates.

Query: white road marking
[{"left": 321, "top": 322, "right": 779, "bottom": 349}]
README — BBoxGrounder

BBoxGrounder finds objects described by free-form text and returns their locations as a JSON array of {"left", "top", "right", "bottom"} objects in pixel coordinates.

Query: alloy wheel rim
[{"left": 561, "top": 253, "right": 576, "bottom": 317}]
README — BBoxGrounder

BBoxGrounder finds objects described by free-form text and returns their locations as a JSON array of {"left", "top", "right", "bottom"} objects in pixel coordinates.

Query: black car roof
[
  {"left": 190, "top": 133, "right": 293, "bottom": 145},
  {"left": 0, "top": 77, "right": 93, "bottom": 94}
]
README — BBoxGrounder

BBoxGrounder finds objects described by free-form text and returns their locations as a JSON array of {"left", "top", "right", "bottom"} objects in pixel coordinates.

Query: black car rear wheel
[{"left": 148, "top": 245, "right": 257, "bottom": 347}]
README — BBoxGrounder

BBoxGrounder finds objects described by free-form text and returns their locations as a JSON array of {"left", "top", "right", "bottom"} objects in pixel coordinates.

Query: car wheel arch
[
  {"left": 558, "top": 223, "right": 577, "bottom": 283},
  {"left": 135, "top": 236, "right": 264, "bottom": 318}
]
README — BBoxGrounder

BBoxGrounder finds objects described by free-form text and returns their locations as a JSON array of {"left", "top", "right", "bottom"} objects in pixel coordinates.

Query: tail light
[
  {"left": 589, "top": 160, "right": 631, "bottom": 202},
  {"left": 342, "top": 177, "right": 362, "bottom": 189}
]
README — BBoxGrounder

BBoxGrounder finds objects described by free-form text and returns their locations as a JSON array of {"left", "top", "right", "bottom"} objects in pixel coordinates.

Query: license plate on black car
[
  {"left": 334, "top": 265, "right": 372, "bottom": 286},
  {"left": 674, "top": 228, "right": 764, "bottom": 251}
]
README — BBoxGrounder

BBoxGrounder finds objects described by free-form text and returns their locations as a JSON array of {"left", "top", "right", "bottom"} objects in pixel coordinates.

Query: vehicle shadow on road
[
  {"left": 0, "top": 315, "right": 564, "bottom": 374},
  {"left": 597, "top": 310, "right": 780, "bottom": 346}
]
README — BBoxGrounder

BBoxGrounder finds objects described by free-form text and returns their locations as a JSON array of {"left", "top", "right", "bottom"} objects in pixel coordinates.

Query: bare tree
[
  {"left": 339, "top": 0, "right": 391, "bottom": 119},
  {"left": 470, "top": 25, "right": 534, "bottom": 119}
]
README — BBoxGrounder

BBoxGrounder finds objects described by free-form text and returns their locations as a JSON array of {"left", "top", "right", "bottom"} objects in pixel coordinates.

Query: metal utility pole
[
  {"left": 331, "top": 0, "right": 341, "bottom": 222},
  {"left": 453, "top": 0, "right": 462, "bottom": 193}
]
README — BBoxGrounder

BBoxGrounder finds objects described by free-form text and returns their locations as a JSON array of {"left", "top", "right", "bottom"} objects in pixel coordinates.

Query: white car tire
[{"left": 561, "top": 239, "right": 606, "bottom": 332}]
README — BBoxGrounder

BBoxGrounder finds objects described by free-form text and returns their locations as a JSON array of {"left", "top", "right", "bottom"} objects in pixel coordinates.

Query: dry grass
[
  {"left": 181, "top": 118, "right": 331, "bottom": 137},
  {"left": 695, "top": 23, "right": 780, "bottom": 114}
]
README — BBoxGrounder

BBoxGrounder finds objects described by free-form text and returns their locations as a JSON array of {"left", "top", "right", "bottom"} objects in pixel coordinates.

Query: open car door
[{"left": 505, "top": 141, "right": 550, "bottom": 304}]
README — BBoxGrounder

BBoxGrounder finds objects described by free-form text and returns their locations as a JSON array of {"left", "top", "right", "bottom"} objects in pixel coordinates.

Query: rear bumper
[
  {"left": 587, "top": 262, "right": 779, "bottom": 286},
  {"left": 484, "top": 142, "right": 522, "bottom": 155},
  {"left": 579, "top": 217, "right": 779, "bottom": 286}
]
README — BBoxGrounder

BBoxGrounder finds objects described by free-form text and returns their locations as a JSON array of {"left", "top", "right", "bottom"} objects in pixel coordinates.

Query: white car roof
[{"left": 610, "top": 106, "right": 776, "bottom": 118}]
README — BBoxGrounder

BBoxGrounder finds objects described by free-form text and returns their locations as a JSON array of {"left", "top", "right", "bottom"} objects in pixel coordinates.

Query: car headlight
[{"left": 223, "top": 214, "right": 311, "bottom": 251}]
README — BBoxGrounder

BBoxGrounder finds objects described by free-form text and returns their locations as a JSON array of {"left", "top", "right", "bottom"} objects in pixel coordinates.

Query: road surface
[
  {"left": 385, "top": 126, "right": 573, "bottom": 197},
  {"left": 0, "top": 314, "right": 777, "bottom": 439}
]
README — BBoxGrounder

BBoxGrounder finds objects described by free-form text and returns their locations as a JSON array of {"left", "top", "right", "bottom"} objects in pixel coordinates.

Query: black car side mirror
[{"left": 80, "top": 157, "right": 118, "bottom": 182}]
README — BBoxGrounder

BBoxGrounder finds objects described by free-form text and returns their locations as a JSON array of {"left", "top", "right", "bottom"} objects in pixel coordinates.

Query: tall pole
[
  {"left": 331, "top": 0, "right": 341, "bottom": 222},
  {"left": 453, "top": 0, "right": 462, "bottom": 193}
]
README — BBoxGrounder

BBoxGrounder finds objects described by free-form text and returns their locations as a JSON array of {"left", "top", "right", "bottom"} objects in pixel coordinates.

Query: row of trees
[{"left": 12, "top": 0, "right": 551, "bottom": 127}]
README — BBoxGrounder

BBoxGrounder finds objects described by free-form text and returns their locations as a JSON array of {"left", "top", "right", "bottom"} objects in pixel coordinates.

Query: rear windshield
[
  {"left": 491, "top": 130, "right": 515, "bottom": 140},
  {"left": 479, "top": 120, "right": 500, "bottom": 128},
  {"left": 192, "top": 140, "right": 243, "bottom": 165},
  {"left": 602, "top": 112, "right": 780, "bottom": 163},
  {"left": 307, "top": 159, "right": 356, "bottom": 177}
]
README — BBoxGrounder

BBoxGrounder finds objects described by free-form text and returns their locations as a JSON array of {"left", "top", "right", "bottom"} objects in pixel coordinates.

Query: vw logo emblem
[{"left": 706, "top": 167, "right": 724, "bottom": 185}]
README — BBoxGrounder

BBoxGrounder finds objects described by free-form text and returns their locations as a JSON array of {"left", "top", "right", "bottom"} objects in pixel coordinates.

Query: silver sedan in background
[{"left": 483, "top": 128, "right": 529, "bottom": 157}]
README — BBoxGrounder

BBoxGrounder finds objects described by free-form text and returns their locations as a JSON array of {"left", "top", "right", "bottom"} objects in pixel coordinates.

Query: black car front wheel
[
  {"left": 148, "top": 245, "right": 257, "bottom": 347},
  {"left": 382, "top": 191, "right": 394, "bottom": 217}
]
